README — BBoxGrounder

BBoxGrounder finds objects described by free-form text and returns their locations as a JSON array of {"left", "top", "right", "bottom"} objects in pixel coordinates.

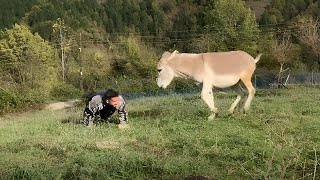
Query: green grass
[{"left": 0, "top": 86, "right": 320, "bottom": 179}]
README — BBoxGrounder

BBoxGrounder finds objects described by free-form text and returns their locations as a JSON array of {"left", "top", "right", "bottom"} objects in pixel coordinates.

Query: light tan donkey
[{"left": 156, "top": 50, "right": 262, "bottom": 120}]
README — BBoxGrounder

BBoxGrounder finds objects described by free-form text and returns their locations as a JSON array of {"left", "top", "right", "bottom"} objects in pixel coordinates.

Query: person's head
[{"left": 102, "top": 89, "right": 120, "bottom": 107}]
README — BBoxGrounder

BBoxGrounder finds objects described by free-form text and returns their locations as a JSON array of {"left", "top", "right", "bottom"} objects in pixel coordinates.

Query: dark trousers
[
  {"left": 83, "top": 104, "right": 117, "bottom": 123},
  {"left": 99, "top": 104, "right": 117, "bottom": 120}
]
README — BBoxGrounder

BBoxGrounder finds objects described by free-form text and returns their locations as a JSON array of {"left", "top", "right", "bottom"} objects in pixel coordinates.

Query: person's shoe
[
  {"left": 84, "top": 116, "right": 94, "bottom": 128},
  {"left": 87, "top": 120, "right": 94, "bottom": 128},
  {"left": 120, "top": 120, "right": 127, "bottom": 124}
]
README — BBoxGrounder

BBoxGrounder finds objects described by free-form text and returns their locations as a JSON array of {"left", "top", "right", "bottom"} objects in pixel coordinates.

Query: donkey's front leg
[{"left": 201, "top": 83, "right": 217, "bottom": 120}]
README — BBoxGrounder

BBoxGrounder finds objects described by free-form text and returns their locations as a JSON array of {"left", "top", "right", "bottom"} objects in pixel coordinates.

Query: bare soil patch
[{"left": 45, "top": 100, "right": 80, "bottom": 110}]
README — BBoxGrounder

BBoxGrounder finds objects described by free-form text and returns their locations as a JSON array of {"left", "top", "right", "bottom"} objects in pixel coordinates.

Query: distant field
[{"left": 0, "top": 86, "right": 319, "bottom": 179}]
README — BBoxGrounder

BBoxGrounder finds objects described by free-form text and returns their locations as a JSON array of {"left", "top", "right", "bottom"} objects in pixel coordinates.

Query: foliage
[
  {"left": 0, "top": 86, "right": 47, "bottom": 114},
  {"left": 0, "top": 24, "right": 58, "bottom": 88},
  {"left": 260, "top": 0, "right": 316, "bottom": 25},
  {"left": 50, "top": 83, "right": 82, "bottom": 101},
  {"left": 0, "top": 0, "right": 319, "bottom": 114},
  {"left": 0, "top": 0, "right": 38, "bottom": 29},
  {"left": 0, "top": 89, "right": 18, "bottom": 114},
  {"left": 293, "top": 15, "right": 320, "bottom": 71},
  {"left": 203, "top": 0, "right": 260, "bottom": 53},
  {"left": 0, "top": 24, "right": 58, "bottom": 112},
  {"left": 113, "top": 36, "right": 158, "bottom": 78}
]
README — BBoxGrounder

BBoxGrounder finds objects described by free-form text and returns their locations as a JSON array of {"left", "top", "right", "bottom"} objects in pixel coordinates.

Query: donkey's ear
[
  {"left": 168, "top": 50, "right": 178, "bottom": 60},
  {"left": 161, "top": 51, "right": 171, "bottom": 58}
]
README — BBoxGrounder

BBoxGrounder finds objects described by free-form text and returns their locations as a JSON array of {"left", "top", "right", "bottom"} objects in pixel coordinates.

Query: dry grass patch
[{"left": 96, "top": 140, "right": 120, "bottom": 149}]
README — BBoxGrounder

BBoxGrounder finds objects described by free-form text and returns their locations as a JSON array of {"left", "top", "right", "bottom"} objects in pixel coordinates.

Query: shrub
[
  {"left": 50, "top": 83, "right": 82, "bottom": 101},
  {"left": 0, "top": 89, "right": 19, "bottom": 114}
]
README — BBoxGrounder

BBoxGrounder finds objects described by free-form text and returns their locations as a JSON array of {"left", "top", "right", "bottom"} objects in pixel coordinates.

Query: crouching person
[{"left": 83, "top": 89, "right": 128, "bottom": 127}]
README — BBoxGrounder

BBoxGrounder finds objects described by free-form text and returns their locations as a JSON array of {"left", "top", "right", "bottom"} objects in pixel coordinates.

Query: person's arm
[
  {"left": 83, "top": 95, "right": 103, "bottom": 126},
  {"left": 88, "top": 95, "right": 104, "bottom": 116},
  {"left": 117, "top": 96, "right": 128, "bottom": 122}
]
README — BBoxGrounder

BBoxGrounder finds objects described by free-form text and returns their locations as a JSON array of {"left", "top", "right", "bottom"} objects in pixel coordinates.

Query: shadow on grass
[
  {"left": 60, "top": 116, "right": 121, "bottom": 126},
  {"left": 184, "top": 176, "right": 213, "bottom": 180},
  {"left": 60, "top": 115, "right": 83, "bottom": 124},
  {"left": 60, "top": 110, "right": 122, "bottom": 127}
]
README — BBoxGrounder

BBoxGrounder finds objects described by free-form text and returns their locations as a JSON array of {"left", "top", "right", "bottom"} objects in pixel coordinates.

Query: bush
[
  {"left": 111, "top": 78, "right": 159, "bottom": 94},
  {"left": 0, "top": 87, "right": 50, "bottom": 114},
  {"left": 20, "top": 88, "right": 49, "bottom": 104},
  {"left": 50, "top": 83, "right": 82, "bottom": 101},
  {"left": 0, "top": 89, "right": 19, "bottom": 114}
]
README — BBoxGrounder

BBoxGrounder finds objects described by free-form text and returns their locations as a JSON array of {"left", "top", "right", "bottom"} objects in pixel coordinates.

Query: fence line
[{"left": 254, "top": 72, "right": 320, "bottom": 89}]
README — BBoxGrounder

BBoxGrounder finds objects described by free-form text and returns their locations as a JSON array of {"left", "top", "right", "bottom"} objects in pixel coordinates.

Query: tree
[
  {"left": 260, "top": 8, "right": 284, "bottom": 25},
  {"left": 294, "top": 16, "right": 320, "bottom": 71},
  {"left": 0, "top": 0, "right": 38, "bottom": 29},
  {"left": 283, "top": 0, "right": 307, "bottom": 19},
  {"left": 0, "top": 24, "right": 58, "bottom": 97},
  {"left": 170, "top": 1, "right": 199, "bottom": 52},
  {"left": 203, "top": 0, "right": 259, "bottom": 53},
  {"left": 270, "top": 0, "right": 285, "bottom": 11},
  {"left": 112, "top": 35, "right": 157, "bottom": 78},
  {"left": 53, "top": 18, "right": 76, "bottom": 82},
  {"left": 270, "top": 31, "right": 294, "bottom": 87},
  {"left": 53, "top": 18, "right": 67, "bottom": 82}
]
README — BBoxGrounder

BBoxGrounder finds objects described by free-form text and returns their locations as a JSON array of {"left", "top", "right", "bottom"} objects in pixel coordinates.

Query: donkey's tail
[{"left": 254, "top": 53, "right": 262, "bottom": 63}]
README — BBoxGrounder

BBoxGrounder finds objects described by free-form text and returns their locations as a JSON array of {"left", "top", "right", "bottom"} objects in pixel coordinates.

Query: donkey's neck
[{"left": 172, "top": 53, "right": 204, "bottom": 82}]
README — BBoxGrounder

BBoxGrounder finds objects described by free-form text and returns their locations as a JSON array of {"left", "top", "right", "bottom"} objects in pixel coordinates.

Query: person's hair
[{"left": 102, "top": 89, "right": 119, "bottom": 102}]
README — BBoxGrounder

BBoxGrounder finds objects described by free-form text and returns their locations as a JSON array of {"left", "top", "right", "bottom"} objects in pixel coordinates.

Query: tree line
[{"left": 0, "top": 0, "right": 319, "bottom": 113}]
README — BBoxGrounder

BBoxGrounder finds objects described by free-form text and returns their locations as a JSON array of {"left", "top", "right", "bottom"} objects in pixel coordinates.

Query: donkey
[{"left": 156, "top": 50, "right": 262, "bottom": 119}]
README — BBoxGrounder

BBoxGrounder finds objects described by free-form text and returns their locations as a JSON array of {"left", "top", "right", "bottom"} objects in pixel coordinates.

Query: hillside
[
  {"left": 0, "top": 0, "right": 320, "bottom": 114},
  {"left": 246, "top": 0, "right": 271, "bottom": 20}
]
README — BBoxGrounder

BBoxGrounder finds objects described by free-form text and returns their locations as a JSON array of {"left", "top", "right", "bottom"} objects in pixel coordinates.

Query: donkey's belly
[{"left": 211, "top": 75, "right": 240, "bottom": 88}]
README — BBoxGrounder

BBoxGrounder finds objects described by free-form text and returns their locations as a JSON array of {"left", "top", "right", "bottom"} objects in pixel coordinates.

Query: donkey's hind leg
[
  {"left": 241, "top": 76, "right": 256, "bottom": 112},
  {"left": 229, "top": 83, "right": 245, "bottom": 114}
]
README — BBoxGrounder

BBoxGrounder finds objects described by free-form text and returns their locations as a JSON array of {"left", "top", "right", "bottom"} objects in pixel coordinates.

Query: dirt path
[
  {"left": 45, "top": 99, "right": 80, "bottom": 110},
  {"left": 0, "top": 100, "right": 81, "bottom": 124}
]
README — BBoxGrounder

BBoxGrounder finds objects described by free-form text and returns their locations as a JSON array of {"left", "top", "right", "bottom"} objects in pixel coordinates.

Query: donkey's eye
[{"left": 158, "top": 69, "right": 162, "bottom": 72}]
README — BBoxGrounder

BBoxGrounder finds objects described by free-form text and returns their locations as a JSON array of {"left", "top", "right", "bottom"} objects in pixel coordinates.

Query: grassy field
[{"left": 0, "top": 86, "right": 319, "bottom": 179}]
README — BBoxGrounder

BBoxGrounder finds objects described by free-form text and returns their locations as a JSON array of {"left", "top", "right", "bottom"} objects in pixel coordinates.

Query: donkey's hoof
[
  {"left": 208, "top": 114, "right": 216, "bottom": 120},
  {"left": 242, "top": 109, "right": 248, "bottom": 114},
  {"left": 228, "top": 109, "right": 235, "bottom": 115}
]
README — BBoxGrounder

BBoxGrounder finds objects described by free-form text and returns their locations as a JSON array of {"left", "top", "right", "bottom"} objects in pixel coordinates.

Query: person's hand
[{"left": 118, "top": 121, "right": 129, "bottom": 129}]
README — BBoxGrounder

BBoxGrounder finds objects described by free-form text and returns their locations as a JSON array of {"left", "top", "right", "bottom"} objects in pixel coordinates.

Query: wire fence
[
  {"left": 115, "top": 72, "right": 320, "bottom": 99},
  {"left": 254, "top": 72, "right": 320, "bottom": 89}
]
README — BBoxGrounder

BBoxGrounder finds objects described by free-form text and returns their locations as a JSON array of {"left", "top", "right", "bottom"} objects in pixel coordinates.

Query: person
[{"left": 83, "top": 89, "right": 128, "bottom": 127}]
